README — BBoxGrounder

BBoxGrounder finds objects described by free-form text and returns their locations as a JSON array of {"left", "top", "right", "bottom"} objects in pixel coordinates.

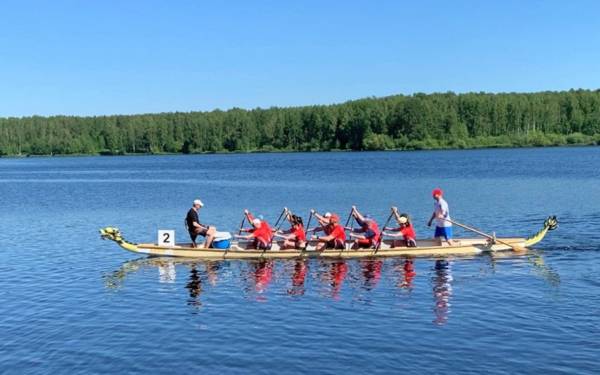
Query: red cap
[
  {"left": 330, "top": 214, "right": 340, "bottom": 223},
  {"left": 432, "top": 188, "right": 443, "bottom": 197}
]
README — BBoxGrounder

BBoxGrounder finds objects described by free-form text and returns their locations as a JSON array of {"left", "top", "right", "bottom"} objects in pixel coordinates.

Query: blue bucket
[{"left": 211, "top": 239, "right": 230, "bottom": 249}]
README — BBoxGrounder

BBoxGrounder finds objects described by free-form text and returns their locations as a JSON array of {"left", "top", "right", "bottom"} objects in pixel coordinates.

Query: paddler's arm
[
  {"left": 391, "top": 207, "right": 403, "bottom": 223},
  {"left": 274, "top": 232, "right": 294, "bottom": 240},
  {"left": 351, "top": 206, "right": 365, "bottom": 223},
  {"left": 316, "top": 233, "right": 334, "bottom": 242},
  {"left": 346, "top": 226, "right": 365, "bottom": 233},
  {"left": 313, "top": 212, "right": 327, "bottom": 224},
  {"left": 427, "top": 212, "right": 436, "bottom": 227},
  {"left": 244, "top": 209, "right": 254, "bottom": 223}
]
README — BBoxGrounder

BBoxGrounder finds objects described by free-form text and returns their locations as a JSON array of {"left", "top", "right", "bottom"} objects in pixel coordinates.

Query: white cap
[
  {"left": 252, "top": 218, "right": 261, "bottom": 226},
  {"left": 324, "top": 212, "right": 332, "bottom": 218},
  {"left": 193, "top": 199, "right": 204, "bottom": 207}
]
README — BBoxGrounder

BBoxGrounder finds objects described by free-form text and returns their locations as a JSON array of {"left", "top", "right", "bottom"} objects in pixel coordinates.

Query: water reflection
[
  {"left": 360, "top": 260, "right": 383, "bottom": 290},
  {"left": 488, "top": 250, "right": 561, "bottom": 287},
  {"left": 432, "top": 260, "right": 453, "bottom": 326},
  {"left": 158, "top": 261, "right": 176, "bottom": 283},
  {"left": 394, "top": 259, "right": 416, "bottom": 290},
  {"left": 288, "top": 259, "right": 308, "bottom": 296},
  {"left": 104, "top": 252, "right": 559, "bottom": 324},
  {"left": 325, "top": 261, "right": 348, "bottom": 299},
  {"left": 186, "top": 264, "right": 202, "bottom": 307},
  {"left": 252, "top": 260, "right": 274, "bottom": 295}
]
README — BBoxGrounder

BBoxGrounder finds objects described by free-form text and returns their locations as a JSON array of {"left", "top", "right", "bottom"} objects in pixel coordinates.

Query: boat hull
[
  {"left": 107, "top": 237, "right": 526, "bottom": 260},
  {"left": 100, "top": 216, "right": 556, "bottom": 260}
]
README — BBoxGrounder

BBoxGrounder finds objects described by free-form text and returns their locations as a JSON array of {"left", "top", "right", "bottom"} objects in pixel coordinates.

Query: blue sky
[{"left": 1, "top": 0, "right": 599, "bottom": 117}]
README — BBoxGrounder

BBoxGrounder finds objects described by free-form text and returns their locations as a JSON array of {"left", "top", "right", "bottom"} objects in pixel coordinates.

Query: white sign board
[{"left": 158, "top": 230, "right": 175, "bottom": 247}]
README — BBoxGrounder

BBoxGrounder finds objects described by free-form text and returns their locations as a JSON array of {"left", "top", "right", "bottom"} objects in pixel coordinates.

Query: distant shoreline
[
  {"left": 1, "top": 142, "right": 597, "bottom": 159},
  {"left": 2, "top": 90, "right": 600, "bottom": 157}
]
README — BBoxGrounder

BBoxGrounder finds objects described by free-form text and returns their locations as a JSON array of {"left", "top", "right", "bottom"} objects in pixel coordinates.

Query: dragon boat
[{"left": 99, "top": 216, "right": 557, "bottom": 260}]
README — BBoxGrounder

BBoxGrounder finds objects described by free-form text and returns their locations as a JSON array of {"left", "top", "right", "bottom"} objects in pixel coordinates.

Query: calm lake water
[{"left": 1, "top": 147, "right": 599, "bottom": 374}]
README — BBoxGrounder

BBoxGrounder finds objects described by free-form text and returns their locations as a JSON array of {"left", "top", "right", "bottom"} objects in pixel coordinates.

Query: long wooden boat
[{"left": 100, "top": 216, "right": 557, "bottom": 260}]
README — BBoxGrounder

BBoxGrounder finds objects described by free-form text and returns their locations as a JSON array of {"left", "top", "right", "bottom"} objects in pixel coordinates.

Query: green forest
[{"left": 1, "top": 89, "right": 600, "bottom": 156}]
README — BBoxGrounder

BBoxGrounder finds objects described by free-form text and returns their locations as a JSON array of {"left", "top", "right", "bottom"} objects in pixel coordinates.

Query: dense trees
[{"left": 1, "top": 89, "right": 599, "bottom": 156}]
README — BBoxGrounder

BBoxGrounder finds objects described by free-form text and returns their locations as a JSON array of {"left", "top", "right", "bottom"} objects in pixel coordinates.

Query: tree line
[{"left": 1, "top": 89, "right": 599, "bottom": 156}]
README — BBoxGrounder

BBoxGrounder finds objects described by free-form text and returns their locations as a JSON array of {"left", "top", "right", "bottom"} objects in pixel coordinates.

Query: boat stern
[{"left": 524, "top": 216, "right": 558, "bottom": 247}]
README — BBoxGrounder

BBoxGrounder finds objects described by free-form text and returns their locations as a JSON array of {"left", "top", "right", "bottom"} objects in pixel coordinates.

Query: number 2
[{"left": 163, "top": 233, "right": 171, "bottom": 242}]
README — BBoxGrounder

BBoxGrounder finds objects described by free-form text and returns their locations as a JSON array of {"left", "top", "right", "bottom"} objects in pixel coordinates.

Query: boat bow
[{"left": 100, "top": 227, "right": 139, "bottom": 253}]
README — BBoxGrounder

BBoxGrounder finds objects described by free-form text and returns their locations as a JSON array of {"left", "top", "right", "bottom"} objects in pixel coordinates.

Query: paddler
[
  {"left": 315, "top": 213, "right": 346, "bottom": 250},
  {"left": 309, "top": 211, "right": 332, "bottom": 235},
  {"left": 275, "top": 212, "right": 306, "bottom": 249},
  {"left": 235, "top": 209, "right": 273, "bottom": 250},
  {"left": 185, "top": 199, "right": 217, "bottom": 248},
  {"left": 383, "top": 210, "right": 417, "bottom": 247},
  {"left": 427, "top": 188, "right": 455, "bottom": 246},
  {"left": 347, "top": 206, "right": 380, "bottom": 249}
]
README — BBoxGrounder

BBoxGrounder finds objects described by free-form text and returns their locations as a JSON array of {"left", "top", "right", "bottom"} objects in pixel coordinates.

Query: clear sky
[{"left": 1, "top": 0, "right": 599, "bottom": 117}]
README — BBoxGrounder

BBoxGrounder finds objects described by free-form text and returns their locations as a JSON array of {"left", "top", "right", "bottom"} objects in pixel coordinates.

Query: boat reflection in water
[
  {"left": 253, "top": 260, "right": 274, "bottom": 295},
  {"left": 186, "top": 264, "right": 202, "bottom": 307},
  {"left": 393, "top": 258, "right": 416, "bottom": 290},
  {"left": 360, "top": 259, "right": 383, "bottom": 291},
  {"left": 432, "top": 259, "right": 453, "bottom": 326},
  {"left": 287, "top": 259, "right": 308, "bottom": 296},
  {"left": 104, "top": 251, "right": 558, "bottom": 324},
  {"left": 158, "top": 261, "right": 176, "bottom": 283},
  {"left": 324, "top": 261, "right": 348, "bottom": 299}
]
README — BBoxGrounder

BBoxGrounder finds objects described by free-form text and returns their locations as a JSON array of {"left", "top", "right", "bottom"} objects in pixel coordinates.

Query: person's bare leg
[{"left": 203, "top": 227, "right": 216, "bottom": 249}]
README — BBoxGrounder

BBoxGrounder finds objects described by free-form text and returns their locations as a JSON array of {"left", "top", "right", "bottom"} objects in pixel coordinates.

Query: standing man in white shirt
[{"left": 428, "top": 188, "right": 455, "bottom": 246}]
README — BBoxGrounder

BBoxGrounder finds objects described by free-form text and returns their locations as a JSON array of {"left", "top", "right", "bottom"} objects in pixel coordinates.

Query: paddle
[
  {"left": 391, "top": 206, "right": 403, "bottom": 223},
  {"left": 268, "top": 207, "right": 288, "bottom": 249},
  {"left": 445, "top": 218, "right": 527, "bottom": 252},
  {"left": 344, "top": 207, "right": 355, "bottom": 250},
  {"left": 237, "top": 215, "right": 246, "bottom": 235},
  {"left": 273, "top": 207, "right": 288, "bottom": 229},
  {"left": 303, "top": 210, "right": 313, "bottom": 251},
  {"left": 375, "top": 210, "right": 395, "bottom": 253}
]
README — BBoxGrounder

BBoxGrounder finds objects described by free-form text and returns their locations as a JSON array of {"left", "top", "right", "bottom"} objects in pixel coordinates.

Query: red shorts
[{"left": 356, "top": 238, "right": 374, "bottom": 248}]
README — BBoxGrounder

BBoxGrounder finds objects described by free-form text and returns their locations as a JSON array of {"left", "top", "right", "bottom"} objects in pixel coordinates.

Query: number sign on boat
[{"left": 158, "top": 230, "right": 175, "bottom": 246}]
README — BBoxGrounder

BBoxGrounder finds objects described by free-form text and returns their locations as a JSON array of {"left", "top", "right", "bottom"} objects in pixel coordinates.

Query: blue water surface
[{"left": 1, "top": 147, "right": 599, "bottom": 374}]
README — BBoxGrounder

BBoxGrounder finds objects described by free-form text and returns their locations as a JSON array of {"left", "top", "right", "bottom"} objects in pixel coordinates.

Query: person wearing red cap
[
  {"left": 428, "top": 188, "right": 455, "bottom": 246},
  {"left": 315, "top": 213, "right": 346, "bottom": 250}
]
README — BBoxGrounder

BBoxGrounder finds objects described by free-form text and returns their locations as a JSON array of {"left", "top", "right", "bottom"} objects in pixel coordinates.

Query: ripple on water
[{"left": 2, "top": 149, "right": 600, "bottom": 374}]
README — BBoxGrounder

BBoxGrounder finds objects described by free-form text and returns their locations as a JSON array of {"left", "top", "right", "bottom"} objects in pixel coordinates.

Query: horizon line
[{"left": 2, "top": 87, "right": 599, "bottom": 120}]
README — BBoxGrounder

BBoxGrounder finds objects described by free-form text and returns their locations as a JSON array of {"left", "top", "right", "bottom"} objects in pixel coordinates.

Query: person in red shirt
[
  {"left": 236, "top": 209, "right": 273, "bottom": 250},
  {"left": 308, "top": 210, "right": 332, "bottom": 236},
  {"left": 347, "top": 206, "right": 380, "bottom": 249},
  {"left": 383, "top": 210, "right": 417, "bottom": 247},
  {"left": 275, "top": 212, "right": 306, "bottom": 249},
  {"left": 315, "top": 213, "right": 346, "bottom": 250}
]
